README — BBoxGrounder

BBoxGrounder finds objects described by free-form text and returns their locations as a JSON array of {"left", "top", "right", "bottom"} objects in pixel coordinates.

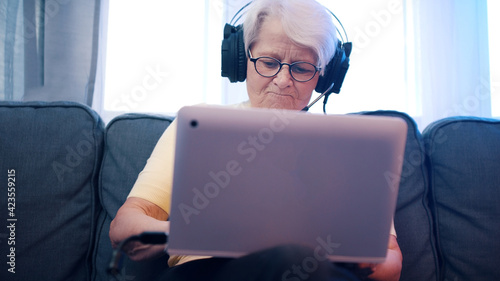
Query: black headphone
[{"left": 221, "top": 2, "right": 352, "bottom": 97}]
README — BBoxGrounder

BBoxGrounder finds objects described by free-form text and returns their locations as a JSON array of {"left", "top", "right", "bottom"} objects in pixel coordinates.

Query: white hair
[{"left": 243, "top": 0, "right": 338, "bottom": 74}]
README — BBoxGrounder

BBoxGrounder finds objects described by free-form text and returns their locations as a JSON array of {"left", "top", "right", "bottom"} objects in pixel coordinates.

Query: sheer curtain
[
  {"left": 1, "top": 0, "right": 104, "bottom": 105},
  {"left": 409, "top": 0, "right": 491, "bottom": 128}
]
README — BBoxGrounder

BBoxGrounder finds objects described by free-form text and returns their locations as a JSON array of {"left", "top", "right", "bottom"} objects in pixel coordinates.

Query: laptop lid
[{"left": 168, "top": 105, "right": 407, "bottom": 263}]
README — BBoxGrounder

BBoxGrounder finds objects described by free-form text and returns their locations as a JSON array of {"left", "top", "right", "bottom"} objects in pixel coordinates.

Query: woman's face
[{"left": 246, "top": 17, "right": 320, "bottom": 110}]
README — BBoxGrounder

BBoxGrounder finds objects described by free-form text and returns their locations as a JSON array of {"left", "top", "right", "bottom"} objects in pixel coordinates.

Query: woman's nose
[{"left": 273, "top": 66, "right": 293, "bottom": 88}]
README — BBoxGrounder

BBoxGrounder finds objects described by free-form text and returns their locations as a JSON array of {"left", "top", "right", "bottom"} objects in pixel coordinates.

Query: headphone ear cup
[
  {"left": 315, "top": 42, "right": 350, "bottom": 95},
  {"left": 316, "top": 53, "right": 340, "bottom": 94},
  {"left": 221, "top": 24, "right": 247, "bottom": 83}
]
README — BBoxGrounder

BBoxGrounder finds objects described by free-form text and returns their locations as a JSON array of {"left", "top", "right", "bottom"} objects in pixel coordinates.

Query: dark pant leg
[
  {"left": 212, "top": 244, "right": 361, "bottom": 281},
  {"left": 161, "top": 245, "right": 362, "bottom": 281}
]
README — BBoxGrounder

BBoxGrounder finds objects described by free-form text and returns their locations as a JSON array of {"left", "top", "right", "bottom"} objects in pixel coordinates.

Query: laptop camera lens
[{"left": 190, "top": 120, "right": 198, "bottom": 128}]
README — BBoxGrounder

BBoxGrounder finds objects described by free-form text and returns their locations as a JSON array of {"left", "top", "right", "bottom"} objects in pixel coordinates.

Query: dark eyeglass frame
[{"left": 248, "top": 50, "right": 321, "bottom": 82}]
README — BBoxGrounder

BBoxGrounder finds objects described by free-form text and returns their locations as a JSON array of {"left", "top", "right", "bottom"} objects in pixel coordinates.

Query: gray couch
[{"left": 0, "top": 101, "right": 499, "bottom": 281}]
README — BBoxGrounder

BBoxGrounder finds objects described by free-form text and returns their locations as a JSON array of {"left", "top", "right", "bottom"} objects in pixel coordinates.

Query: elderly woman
[{"left": 109, "top": 0, "right": 402, "bottom": 280}]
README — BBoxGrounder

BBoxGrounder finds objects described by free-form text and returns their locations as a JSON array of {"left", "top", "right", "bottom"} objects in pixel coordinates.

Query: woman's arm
[
  {"left": 109, "top": 197, "right": 170, "bottom": 261},
  {"left": 360, "top": 234, "right": 402, "bottom": 281}
]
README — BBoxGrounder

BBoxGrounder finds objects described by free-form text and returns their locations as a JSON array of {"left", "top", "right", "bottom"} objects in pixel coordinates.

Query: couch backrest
[
  {"left": 423, "top": 117, "right": 500, "bottom": 281},
  {"left": 360, "top": 111, "right": 440, "bottom": 281},
  {"left": 0, "top": 101, "right": 104, "bottom": 281},
  {"left": 92, "top": 113, "right": 173, "bottom": 281}
]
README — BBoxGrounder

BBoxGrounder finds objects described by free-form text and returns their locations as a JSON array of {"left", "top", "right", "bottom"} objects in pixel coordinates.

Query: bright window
[
  {"left": 102, "top": 0, "right": 223, "bottom": 122},
  {"left": 101, "top": 0, "right": 498, "bottom": 122},
  {"left": 101, "top": 0, "right": 408, "bottom": 121},
  {"left": 488, "top": 0, "right": 500, "bottom": 117},
  {"left": 316, "top": 0, "right": 408, "bottom": 115}
]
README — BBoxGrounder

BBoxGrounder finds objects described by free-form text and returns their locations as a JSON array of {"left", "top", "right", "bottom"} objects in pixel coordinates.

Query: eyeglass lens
[{"left": 254, "top": 57, "right": 318, "bottom": 82}]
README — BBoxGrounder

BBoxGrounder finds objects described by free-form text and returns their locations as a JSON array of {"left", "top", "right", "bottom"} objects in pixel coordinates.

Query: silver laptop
[{"left": 168, "top": 105, "right": 407, "bottom": 263}]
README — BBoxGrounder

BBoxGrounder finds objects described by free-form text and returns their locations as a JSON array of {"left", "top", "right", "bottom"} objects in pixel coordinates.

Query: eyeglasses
[{"left": 248, "top": 50, "right": 321, "bottom": 82}]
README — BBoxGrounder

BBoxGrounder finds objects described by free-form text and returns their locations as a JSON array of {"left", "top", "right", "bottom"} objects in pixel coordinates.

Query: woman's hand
[
  {"left": 109, "top": 197, "right": 170, "bottom": 261},
  {"left": 359, "top": 235, "right": 402, "bottom": 281}
]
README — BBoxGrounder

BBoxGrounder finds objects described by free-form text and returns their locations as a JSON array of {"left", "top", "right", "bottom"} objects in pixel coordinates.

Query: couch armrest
[{"left": 423, "top": 116, "right": 500, "bottom": 280}]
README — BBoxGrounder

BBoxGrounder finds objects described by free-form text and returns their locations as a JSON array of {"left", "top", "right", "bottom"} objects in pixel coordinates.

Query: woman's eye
[
  {"left": 261, "top": 60, "right": 279, "bottom": 69},
  {"left": 293, "top": 64, "right": 314, "bottom": 74}
]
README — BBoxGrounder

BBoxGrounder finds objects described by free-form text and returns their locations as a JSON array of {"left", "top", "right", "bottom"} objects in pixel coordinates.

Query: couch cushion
[
  {"left": 0, "top": 101, "right": 104, "bottom": 281},
  {"left": 92, "top": 113, "right": 173, "bottom": 281},
  {"left": 360, "top": 111, "right": 439, "bottom": 281},
  {"left": 423, "top": 116, "right": 500, "bottom": 281}
]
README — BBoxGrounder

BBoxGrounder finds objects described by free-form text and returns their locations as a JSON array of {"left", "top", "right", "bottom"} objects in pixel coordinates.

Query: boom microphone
[{"left": 301, "top": 83, "right": 335, "bottom": 112}]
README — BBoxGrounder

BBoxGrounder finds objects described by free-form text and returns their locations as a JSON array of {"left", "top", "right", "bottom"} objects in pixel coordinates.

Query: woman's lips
[{"left": 268, "top": 92, "right": 292, "bottom": 97}]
